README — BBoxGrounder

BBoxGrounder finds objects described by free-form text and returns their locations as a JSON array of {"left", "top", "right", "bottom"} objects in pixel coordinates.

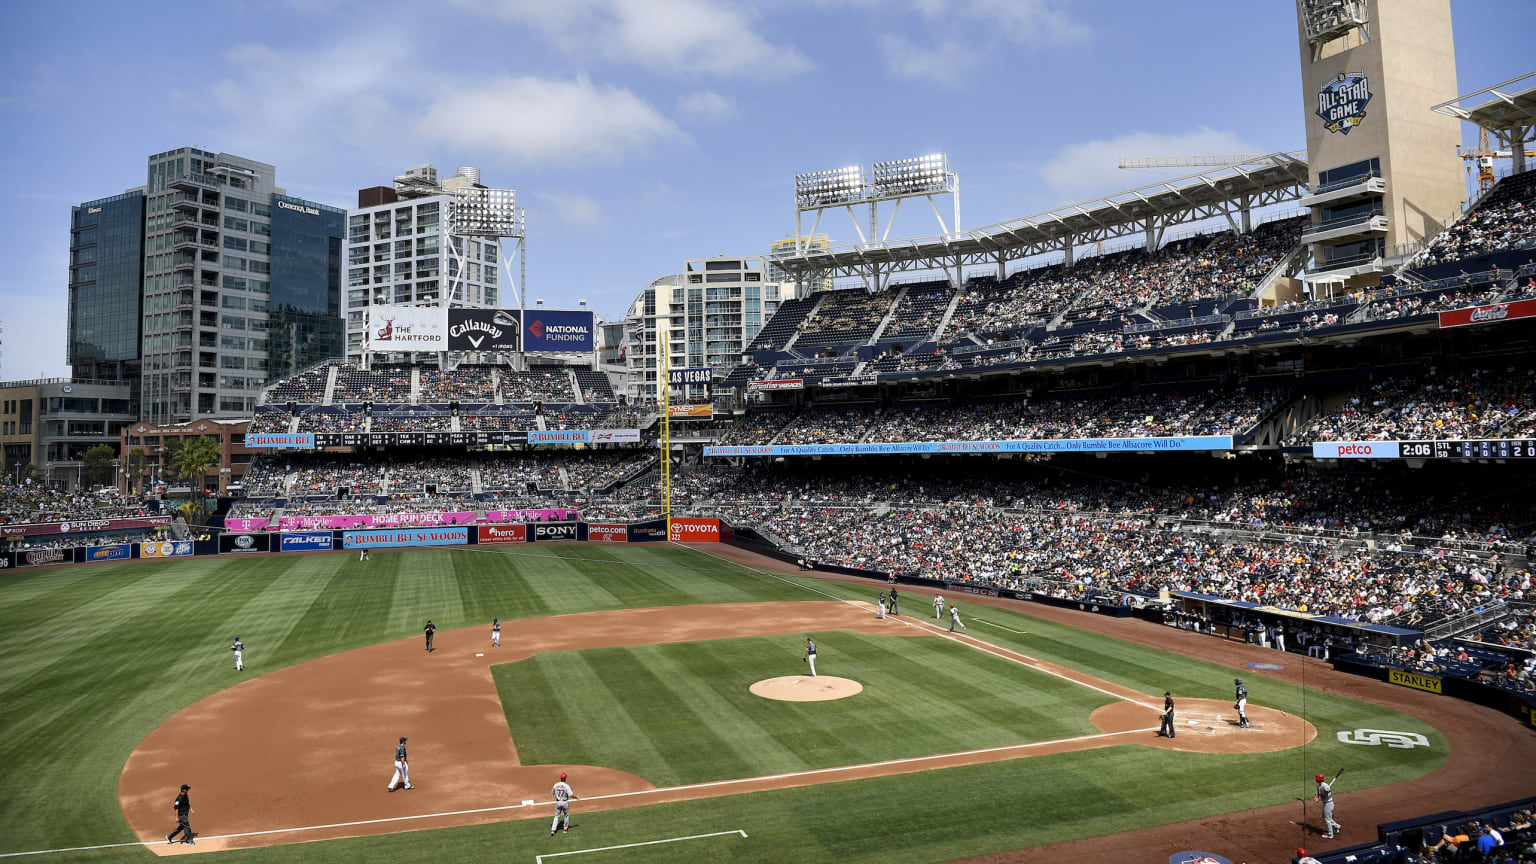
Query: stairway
[
  {"left": 322, "top": 366, "right": 339, "bottom": 406},
  {"left": 866, "top": 283, "right": 911, "bottom": 345},
  {"left": 930, "top": 290, "right": 964, "bottom": 342}
]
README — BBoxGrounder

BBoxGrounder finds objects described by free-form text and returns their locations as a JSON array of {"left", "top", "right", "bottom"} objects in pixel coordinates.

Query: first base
[{"left": 476, "top": 653, "right": 484, "bottom": 657}]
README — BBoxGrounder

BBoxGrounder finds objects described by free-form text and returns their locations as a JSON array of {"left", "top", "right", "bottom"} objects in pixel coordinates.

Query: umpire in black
[
  {"left": 1159, "top": 691, "right": 1176, "bottom": 738},
  {"left": 166, "top": 783, "right": 194, "bottom": 844}
]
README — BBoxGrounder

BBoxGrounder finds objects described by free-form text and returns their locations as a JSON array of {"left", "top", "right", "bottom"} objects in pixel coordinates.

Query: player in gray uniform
[
  {"left": 550, "top": 771, "right": 577, "bottom": 834},
  {"left": 387, "top": 736, "right": 414, "bottom": 791},
  {"left": 1159, "top": 691, "right": 1175, "bottom": 738},
  {"left": 491, "top": 618, "right": 501, "bottom": 647},
  {"left": 231, "top": 636, "right": 244, "bottom": 671},
  {"left": 1314, "top": 773, "right": 1341, "bottom": 838},
  {"left": 1234, "top": 678, "right": 1249, "bottom": 728},
  {"left": 803, "top": 637, "right": 818, "bottom": 677}
]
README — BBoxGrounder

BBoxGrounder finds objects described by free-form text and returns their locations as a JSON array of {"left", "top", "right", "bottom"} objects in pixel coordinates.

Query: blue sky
[{"left": 1, "top": 0, "right": 1531, "bottom": 380}]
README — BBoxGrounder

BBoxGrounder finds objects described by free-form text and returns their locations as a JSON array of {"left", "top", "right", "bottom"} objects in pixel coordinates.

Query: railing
[
  {"left": 1124, "top": 313, "right": 1228, "bottom": 334},
  {"left": 1301, "top": 210, "right": 1386, "bottom": 237},
  {"left": 1305, "top": 170, "right": 1382, "bottom": 197},
  {"left": 1425, "top": 602, "right": 1509, "bottom": 641},
  {"left": 1311, "top": 251, "right": 1381, "bottom": 273}
]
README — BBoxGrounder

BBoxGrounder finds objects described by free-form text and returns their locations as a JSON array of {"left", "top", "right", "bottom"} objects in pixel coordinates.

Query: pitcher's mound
[{"left": 750, "top": 676, "right": 863, "bottom": 702}]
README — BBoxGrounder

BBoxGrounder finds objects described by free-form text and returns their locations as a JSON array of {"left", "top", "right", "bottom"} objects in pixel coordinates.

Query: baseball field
[{"left": 0, "top": 541, "right": 1520, "bottom": 863}]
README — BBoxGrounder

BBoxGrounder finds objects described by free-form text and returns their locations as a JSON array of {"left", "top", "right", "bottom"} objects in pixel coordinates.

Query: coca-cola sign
[{"left": 1439, "top": 298, "right": 1536, "bottom": 329}]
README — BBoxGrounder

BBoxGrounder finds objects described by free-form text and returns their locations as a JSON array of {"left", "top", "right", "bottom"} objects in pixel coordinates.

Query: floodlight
[
  {"left": 449, "top": 187, "right": 521, "bottom": 237},
  {"left": 872, "top": 153, "right": 953, "bottom": 199},
  {"left": 794, "top": 165, "right": 866, "bottom": 208}
]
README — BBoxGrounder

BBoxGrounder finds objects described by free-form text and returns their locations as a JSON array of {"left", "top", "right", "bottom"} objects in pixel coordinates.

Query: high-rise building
[
  {"left": 622, "top": 258, "right": 795, "bottom": 403},
  {"left": 74, "top": 147, "right": 344, "bottom": 425},
  {"left": 69, "top": 191, "right": 146, "bottom": 383},
  {"left": 343, "top": 165, "right": 505, "bottom": 364},
  {"left": 769, "top": 235, "right": 833, "bottom": 293}
]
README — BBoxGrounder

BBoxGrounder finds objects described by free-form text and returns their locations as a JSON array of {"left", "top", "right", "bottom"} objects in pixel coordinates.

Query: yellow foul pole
[{"left": 658, "top": 330, "right": 672, "bottom": 538}]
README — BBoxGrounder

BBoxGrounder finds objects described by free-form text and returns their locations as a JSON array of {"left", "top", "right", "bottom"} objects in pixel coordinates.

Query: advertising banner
[
  {"left": 81, "top": 544, "right": 132, "bottom": 563},
  {"left": 1, "top": 516, "right": 173, "bottom": 538},
  {"left": 1438, "top": 298, "right": 1536, "bottom": 329},
  {"left": 220, "top": 532, "right": 272, "bottom": 554},
  {"left": 245, "top": 432, "right": 317, "bottom": 450},
  {"left": 528, "top": 430, "right": 590, "bottom": 445},
  {"left": 746, "top": 379, "right": 803, "bottom": 392},
  {"left": 279, "top": 531, "right": 335, "bottom": 552},
  {"left": 223, "top": 518, "right": 271, "bottom": 532},
  {"left": 668, "top": 517, "right": 720, "bottom": 542},
  {"left": 1312, "top": 441, "right": 1399, "bottom": 459},
  {"left": 591, "top": 429, "right": 641, "bottom": 444},
  {"left": 668, "top": 367, "right": 712, "bottom": 386},
  {"left": 25, "top": 548, "right": 70, "bottom": 566},
  {"left": 448, "top": 309, "right": 521, "bottom": 351},
  {"left": 276, "top": 512, "right": 477, "bottom": 531},
  {"left": 342, "top": 527, "right": 469, "bottom": 549},
  {"left": 530, "top": 522, "right": 579, "bottom": 542},
  {"left": 367, "top": 305, "right": 448, "bottom": 351},
  {"left": 587, "top": 523, "right": 628, "bottom": 543},
  {"left": 668, "top": 404, "right": 714, "bottom": 418},
  {"left": 0, "top": 551, "right": 13, "bottom": 569},
  {"left": 627, "top": 522, "right": 667, "bottom": 542},
  {"left": 477, "top": 524, "right": 528, "bottom": 544},
  {"left": 704, "top": 436, "right": 1235, "bottom": 458},
  {"left": 1388, "top": 668, "right": 1443, "bottom": 694},
  {"left": 485, "top": 509, "right": 578, "bottom": 523},
  {"left": 140, "top": 540, "right": 193, "bottom": 558},
  {"left": 522, "top": 309, "right": 595, "bottom": 353}
]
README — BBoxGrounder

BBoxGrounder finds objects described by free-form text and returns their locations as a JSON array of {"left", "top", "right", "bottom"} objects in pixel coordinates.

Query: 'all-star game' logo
[{"left": 1317, "top": 71, "right": 1372, "bottom": 135}]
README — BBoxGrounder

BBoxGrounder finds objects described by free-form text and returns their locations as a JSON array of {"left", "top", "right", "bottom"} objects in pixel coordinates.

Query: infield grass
[{"left": 0, "top": 543, "right": 1451, "bottom": 863}]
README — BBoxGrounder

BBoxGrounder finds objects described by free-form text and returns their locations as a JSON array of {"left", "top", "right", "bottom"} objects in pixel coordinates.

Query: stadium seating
[
  {"left": 1291, "top": 366, "right": 1536, "bottom": 442},
  {"left": 746, "top": 295, "right": 818, "bottom": 351},
  {"left": 1412, "top": 170, "right": 1536, "bottom": 268}
]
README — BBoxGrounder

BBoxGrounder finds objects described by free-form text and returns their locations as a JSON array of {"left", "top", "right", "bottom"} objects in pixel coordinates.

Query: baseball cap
[
  {"left": 399, "top": 736, "right": 408, "bottom": 742},
  {"left": 181, "top": 784, "right": 190, "bottom": 790},
  {"left": 560, "top": 772, "right": 567, "bottom": 781}
]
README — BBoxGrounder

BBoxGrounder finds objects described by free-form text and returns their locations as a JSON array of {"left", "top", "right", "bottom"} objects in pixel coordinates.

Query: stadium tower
[{"left": 1295, "top": 0, "right": 1464, "bottom": 293}]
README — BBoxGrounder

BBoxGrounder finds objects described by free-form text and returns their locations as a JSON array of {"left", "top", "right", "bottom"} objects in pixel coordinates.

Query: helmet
[
  {"left": 1315, "top": 773, "right": 1325, "bottom": 782},
  {"left": 1234, "top": 678, "right": 1243, "bottom": 684},
  {"left": 400, "top": 736, "right": 408, "bottom": 743},
  {"left": 560, "top": 772, "right": 567, "bottom": 781}
]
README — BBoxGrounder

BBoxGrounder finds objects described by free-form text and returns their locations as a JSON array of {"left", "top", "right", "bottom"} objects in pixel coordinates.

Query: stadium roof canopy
[
  {"left": 769, "top": 152, "right": 1309, "bottom": 287},
  {"left": 1431, "top": 70, "right": 1536, "bottom": 132}
]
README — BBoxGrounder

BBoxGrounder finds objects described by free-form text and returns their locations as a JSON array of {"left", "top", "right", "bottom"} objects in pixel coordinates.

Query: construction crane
[
  {"left": 1118, "top": 152, "right": 1306, "bottom": 170},
  {"left": 1456, "top": 128, "right": 1534, "bottom": 197}
]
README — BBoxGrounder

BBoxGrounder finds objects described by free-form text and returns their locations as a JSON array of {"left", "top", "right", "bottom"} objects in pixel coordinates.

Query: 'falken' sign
[{"left": 1438, "top": 298, "right": 1536, "bottom": 329}]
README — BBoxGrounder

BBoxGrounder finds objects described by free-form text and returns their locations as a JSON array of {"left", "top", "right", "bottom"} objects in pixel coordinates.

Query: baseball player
[
  {"left": 934, "top": 593, "right": 945, "bottom": 619},
  {"left": 165, "top": 783, "right": 194, "bottom": 844},
  {"left": 387, "top": 736, "right": 414, "bottom": 791},
  {"left": 1159, "top": 691, "right": 1175, "bottom": 738},
  {"left": 231, "top": 636, "right": 244, "bottom": 671},
  {"left": 423, "top": 620, "right": 435, "bottom": 653},
  {"left": 803, "top": 637, "right": 818, "bottom": 677},
  {"left": 1234, "top": 678, "right": 1249, "bottom": 728},
  {"left": 1314, "top": 773, "right": 1341, "bottom": 838},
  {"left": 358, "top": 547, "right": 370, "bottom": 561},
  {"left": 948, "top": 604, "right": 966, "bottom": 632},
  {"left": 492, "top": 617, "right": 501, "bottom": 647},
  {"left": 1275, "top": 623, "right": 1287, "bottom": 653},
  {"left": 876, "top": 591, "right": 887, "bottom": 619},
  {"left": 550, "top": 772, "right": 577, "bottom": 834},
  {"left": 888, "top": 587, "right": 900, "bottom": 616}
]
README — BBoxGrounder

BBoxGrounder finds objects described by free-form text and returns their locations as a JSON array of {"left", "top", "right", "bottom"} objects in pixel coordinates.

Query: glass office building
[
  {"left": 69, "top": 191, "right": 146, "bottom": 383},
  {"left": 268, "top": 195, "right": 345, "bottom": 380}
]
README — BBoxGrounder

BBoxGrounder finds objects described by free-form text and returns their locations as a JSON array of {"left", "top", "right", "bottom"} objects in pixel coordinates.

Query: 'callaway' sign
[{"left": 448, "top": 309, "right": 521, "bottom": 351}]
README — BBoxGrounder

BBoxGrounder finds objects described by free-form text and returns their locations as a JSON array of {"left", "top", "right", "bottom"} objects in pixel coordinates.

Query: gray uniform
[
  {"left": 1234, "top": 679, "right": 1249, "bottom": 727},
  {"left": 1317, "top": 778, "right": 1340, "bottom": 836},
  {"left": 551, "top": 780, "right": 575, "bottom": 833}
]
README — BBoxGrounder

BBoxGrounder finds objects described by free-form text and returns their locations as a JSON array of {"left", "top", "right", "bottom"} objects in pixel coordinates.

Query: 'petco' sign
[
  {"left": 1311, "top": 441, "right": 1399, "bottom": 459},
  {"left": 668, "top": 518, "right": 721, "bottom": 542}
]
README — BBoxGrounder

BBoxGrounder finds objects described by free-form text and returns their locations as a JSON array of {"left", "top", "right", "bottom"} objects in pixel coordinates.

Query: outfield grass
[
  {"left": 0, "top": 544, "right": 1449, "bottom": 862},
  {"left": 495, "top": 631, "right": 1112, "bottom": 786}
]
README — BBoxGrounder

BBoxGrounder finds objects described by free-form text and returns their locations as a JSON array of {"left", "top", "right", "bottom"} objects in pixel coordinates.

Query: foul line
[
  {"left": 534, "top": 830, "right": 746, "bottom": 862},
  {"left": 675, "top": 543, "right": 1158, "bottom": 710},
  {"left": 975, "top": 619, "right": 1027, "bottom": 634},
  {"left": 0, "top": 728, "right": 1155, "bottom": 859}
]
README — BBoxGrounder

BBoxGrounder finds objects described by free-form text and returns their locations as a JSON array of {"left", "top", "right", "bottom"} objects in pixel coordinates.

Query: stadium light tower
[
  {"left": 791, "top": 153, "right": 960, "bottom": 291},
  {"left": 447, "top": 184, "right": 526, "bottom": 325}
]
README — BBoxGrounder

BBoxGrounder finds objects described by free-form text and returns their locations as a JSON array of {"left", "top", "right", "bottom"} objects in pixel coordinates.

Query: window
[
  {"left": 225, "top": 197, "right": 249, "bottom": 212},
  {"left": 224, "top": 216, "right": 249, "bottom": 232},
  {"left": 221, "top": 296, "right": 247, "bottom": 310},
  {"left": 221, "top": 315, "right": 247, "bottom": 330}
]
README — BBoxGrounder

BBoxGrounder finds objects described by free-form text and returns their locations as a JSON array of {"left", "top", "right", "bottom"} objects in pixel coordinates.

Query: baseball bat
[{"left": 1333, "top": 767, "right": 1345, "bottom": 784}]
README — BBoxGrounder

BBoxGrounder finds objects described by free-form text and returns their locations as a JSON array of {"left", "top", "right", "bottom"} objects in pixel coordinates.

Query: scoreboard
[{"left": 1398, "top": 439, "right": 1536, "bottom": 459}]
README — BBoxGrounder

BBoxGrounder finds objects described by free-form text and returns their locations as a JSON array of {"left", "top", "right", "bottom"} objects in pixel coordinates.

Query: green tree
[
  {"left": 124, "top": 447, "right": 149, "bottom": 497},
  {"left": 169, "top": 436, "right": 221, "bottom": 524},
  {"left": 81, "top": 444, "right": 116, "bottom": 490}
]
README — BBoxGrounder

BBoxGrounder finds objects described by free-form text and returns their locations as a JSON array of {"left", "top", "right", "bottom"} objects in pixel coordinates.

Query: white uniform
[
  {"left": 804, "top": 639, "right": 818, "bottom": 677},
  {"left": 231, "top": 638, "right": 244, "bottom": 671},
  {"left": 551, "top": 780, "right": 575, "bottom": 833},
  {"left": 949, "top": 605, "right": 965, "bottom": 631},
  {"left": 934, "top": 594, "right": 944, "bottom": 619},
  {"left": 1275, "top": 625, "right": 1287, "bottom": 653},
  {"left": 492, "top": 620, "right": 501, "bottom": 647},
  {"left": 1316, "top": 778, "right": 1340, "bottom": 837},
  {"left": 877, "top": 594, "right": 886, "bottom": 619},
  {"left": 387, "top": 740, "right": 413, "bottom": 791}
]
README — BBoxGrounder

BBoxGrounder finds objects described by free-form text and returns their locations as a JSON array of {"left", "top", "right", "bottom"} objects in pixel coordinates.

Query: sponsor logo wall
[
  {"left": 667, "top": 367, "right": 712, "bottom": 386},
  {"left": 527, "top": 430, "right": 639, "bottom": 445},
  {"left": 245, "top": 433, "right": 316, "bottom": 450},
  {"left": 522, "top": 309, "right": 595, "bottom": 353},
  {"left": 84, "top": 544, "right": 132, "bottom": 563},
  {"left": 1388, "top": 669, "right": 1444, "bottom": 694},
  {"left": 668, "top": 404, "right": 714, "bottom": 418},
  {"left": 220, "top": 533, "right": 272, "bottom": 554},
  {"left": 224, "top": 518, "right": 270, "bottom": 532},
  {"left": 141, "top": 540, "right": 194, "bottom": 558},
  {"left": 367, "top": 305, "right": 448, "bottom": 351},
  {"left": 587, "top": 524, "right": 628, "bottom": 543},
  {"left": 668, "top": 517, "right": 720, "bottom": 542},
  {"left": 746, "top": 379, "right": 803, "bottom": 392},
  {"left": 477, "top": 524, "right": 528, "bottom": 544},
  {"left": 531, "top": 522, "right": 578, "bottom": 542},
  {"left": 448, "top": 309, "right": 521, "bottom": 351},
  {"left": 278, "top": 511, "right": 477, "bottom": 531},
  {"left": 26, "top": 548, "right": 69, "bottom": 566},
  {"left": 1438, "top": 298, "right": 1536, "bottom": 329},
  {"left": 279, "top": 531, "right": 335, "bottom": 552},
  {"left": 343, "top": 528, "right": 469, "bottom": 549},
  {"left": 485, "top": 509, "right": 577, "bottom": 523},
  {"left": 705, "top": 436, "right": 1235, "bottom": 457},
  {"left": 627, "top": 522, "right": 667, "bottom": 542},
  {"left": 1, "top": 516, "right": 172, "bottom": 538},
  {"left": 1312, "top": 441, "right": 1399, "bottom": 459}
]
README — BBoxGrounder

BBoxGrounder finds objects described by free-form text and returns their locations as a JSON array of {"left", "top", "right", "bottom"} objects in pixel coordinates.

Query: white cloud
[
  {"left": 677, "top": 90, "right": 736, "bottom": 121},
  {"left": 419, "top": 77, "right": 682, "bottom": 163},
  {"left": 1038, "top": 127, "right": 1260, "bottom": 201},
  {"left": 881, "top": 0, "right": 1086, "bottom": 84},
  {"left": 538, "top": 191, "right": 605, "bottom": 227},
  {"left": 461, "top": 0, "right": 810, "bottom": 79}
]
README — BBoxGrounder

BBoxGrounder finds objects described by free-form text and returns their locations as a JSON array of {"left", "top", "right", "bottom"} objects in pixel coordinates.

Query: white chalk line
[
  {"left": 975, "top": 619, "right": 1027, "bottom": 634},
  {"left": 534, "top": 830, "right": 746, "bottom": 862},
  {"left": 0, "top": 727, "right": 1155, "bottom": 858},
  {"left": 676, "top": 544, "right": 1160, "bottom": 711}
]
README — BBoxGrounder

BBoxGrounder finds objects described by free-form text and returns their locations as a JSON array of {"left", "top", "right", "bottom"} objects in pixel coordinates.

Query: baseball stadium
[{"left": 3, "top": 2, "right": 1536, "bottom": 863}]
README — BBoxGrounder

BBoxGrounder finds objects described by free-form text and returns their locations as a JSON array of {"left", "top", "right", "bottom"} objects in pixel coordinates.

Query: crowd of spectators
[
  {"left": 249, "top": 412, "right": 291, "bottom": 433},
  {"left": 297, "top": 412, "right": 366, "bottom": 433},
  {"left": 419, "top": 366, "right": 496, "bottom": 401},
  {"left": 501, "top": 368, "right": 576, "bottom": 403},
  {"left": 1293, "top": 367, "right": 1536, "bottom": 442},
  {"left": 333, "top": 368, "right": 412, "bottom": 402},
  {"left": 0, "top": 480, "right": 153, "bottom": 525},
  {"left": 372, "top": 413, "right": 453, "bottom": 432},
  {"left": 1412, "top": 172, "right": 1536, "bottom": 267}
]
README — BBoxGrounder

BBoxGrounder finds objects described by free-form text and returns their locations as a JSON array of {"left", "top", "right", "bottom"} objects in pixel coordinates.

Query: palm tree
[
  {"left": 124, "top": 447, "right": 148, "bottom": 497},
  {"left": 170, "top": 436, "right": 222, "bottom": 525}
]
